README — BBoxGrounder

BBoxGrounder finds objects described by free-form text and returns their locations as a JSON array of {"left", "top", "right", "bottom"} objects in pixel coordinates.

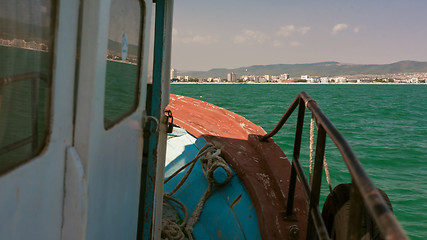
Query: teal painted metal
[
  {"left": 137, "top": 0, "right": 167, "bottom": 239},
  {"left": 164, "top": 136, "right": 261, "bottom": 239}
]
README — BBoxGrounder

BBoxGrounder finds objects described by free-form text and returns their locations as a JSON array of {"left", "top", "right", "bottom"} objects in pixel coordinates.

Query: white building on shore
[
  {"left": 320, "top": 77, "right": 329, "bottom": 84},
  {"left": 334, "top": 76, "right": 347, "bottom": 83},
  {"left": 307, "top": 76, "right": 320, "bottom": 83},
  {"left": 170, "top": 68, "right": 177, "bottom": 80},
  {"left": 227, "top": 72, "right": 237, "bottom": 82}
]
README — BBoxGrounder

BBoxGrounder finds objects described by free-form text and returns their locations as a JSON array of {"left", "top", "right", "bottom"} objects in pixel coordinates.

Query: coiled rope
[
  {"left": 162, "top": 144, "right": 232, "bottom": 240},
  {"left": 161, "top": 219, "right": 185, "bottom": 240},
  {"left": 309, "top": 114, "right": 333, "bottom": 193}
]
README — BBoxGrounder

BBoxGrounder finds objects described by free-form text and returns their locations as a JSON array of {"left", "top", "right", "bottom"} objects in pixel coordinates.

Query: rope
[
  {"left": 185, "top": 148, "right": 232, "bottom": 239},
  {"left": 309, "top": 114, "right": 315, "bottom": 183},
  {"left": 165, "top": 144, "right": 214, "bottom": 196},
  {"left": 161, "top": 195, "right": 188, "bottom": 240},
  {"left": 309, "top": 114, "right": 333, "bottom": 193},
  {"left": 161, "top": 219, "right": 185, "bottom": 240},
  {"left": 185, "top": 184, "right": 212, "bottom": 240},
  {"left": 323, "top": 155, "right": 333, "bottom": 193},
  {"left": 200, "top": 148, "right": 233, "bottom": 186},
  {"left": 163, "top": 195, "right": 188, "bottom": 228},
  {"left": 162, "top": 144, "right": 233, "bottom": 240}
]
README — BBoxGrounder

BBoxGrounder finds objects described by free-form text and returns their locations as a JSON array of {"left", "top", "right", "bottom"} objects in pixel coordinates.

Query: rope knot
[
  {"left": 200, "top": 148, "right": 233, "bottom": 186},
  {"left": 161, "top": 219, "right": 185, "bottom": 240},
  {"left": 162, "top": 144, "right": 233, "bottom": 240}
]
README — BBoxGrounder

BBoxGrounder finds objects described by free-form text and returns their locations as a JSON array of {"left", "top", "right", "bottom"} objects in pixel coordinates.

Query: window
[
  {"left": 0, "top": 0, "right": 55, "bottom": 174},
  {"left": 104, "top": 0, "right": 144, "bottom": 128}
]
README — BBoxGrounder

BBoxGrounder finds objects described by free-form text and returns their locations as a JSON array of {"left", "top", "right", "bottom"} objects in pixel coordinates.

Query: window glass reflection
[
  {"left": 104, "top": 0, "right": 143, "bottom": 128},
  {"left": 0, "top": 0, "right": 55, "bottom": 173}
]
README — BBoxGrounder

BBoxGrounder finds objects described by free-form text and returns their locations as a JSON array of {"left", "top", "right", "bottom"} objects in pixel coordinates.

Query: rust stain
[
  {"left": 230, "top": 194, "right": 242, "bottom": 208},
  {"left": 217, "top": 229, "right": 222, "bottom": 237}
]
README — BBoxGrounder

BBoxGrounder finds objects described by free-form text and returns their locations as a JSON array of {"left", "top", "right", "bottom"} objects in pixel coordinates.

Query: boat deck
[{"left": 166, "top": 94, "right": 308, "bottom": 239}]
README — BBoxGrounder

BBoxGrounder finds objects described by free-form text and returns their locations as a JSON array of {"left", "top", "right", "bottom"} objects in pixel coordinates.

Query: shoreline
[{"left": 171, "top": 82, "right": 427, "bottom": 85}]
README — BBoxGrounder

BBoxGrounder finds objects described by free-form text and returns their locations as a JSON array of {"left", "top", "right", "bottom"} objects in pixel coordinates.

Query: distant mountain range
[
  {"left": 179, "top": 61, "right": 427, "bottom": 79},
  {"left": 0, "top": 17, "right": 50, "bottom": 41}
]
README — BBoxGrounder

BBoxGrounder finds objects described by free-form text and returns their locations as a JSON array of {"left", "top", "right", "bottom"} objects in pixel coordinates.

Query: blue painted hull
[{"left": 165, "top": 129, "right": 261, "bottom": 239}]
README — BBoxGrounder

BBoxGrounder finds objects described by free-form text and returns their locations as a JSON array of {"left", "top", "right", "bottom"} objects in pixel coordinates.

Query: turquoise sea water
[{"left": 171, "top": 83, "right": 427, "bottom": 239}]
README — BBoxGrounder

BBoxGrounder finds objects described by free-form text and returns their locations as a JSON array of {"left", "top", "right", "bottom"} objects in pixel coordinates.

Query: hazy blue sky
[{"left": 171, "top": 0, "right": 427, "bottom": 71}]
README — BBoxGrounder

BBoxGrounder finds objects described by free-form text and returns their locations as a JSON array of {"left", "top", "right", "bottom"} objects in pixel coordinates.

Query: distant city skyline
[{"left": 171, "top": 0, "right": 427, "bottom": 71}]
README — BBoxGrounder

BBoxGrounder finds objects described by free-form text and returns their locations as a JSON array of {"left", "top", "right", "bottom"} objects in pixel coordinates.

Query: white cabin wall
[
  {"left": 72, "top": 0, "right": 113, "bottom": 238},
  {"left": 0, "top": 0, "right": 156, "bottom": 238},
  {"left": 62, "top": 146, "right": 88, "bottom": 240},
  {"left": 0, "top": 0, "right": 79, "bottom": 239},
  {"left": 73, "top": 0, "right": 110, "bottom": 170}
]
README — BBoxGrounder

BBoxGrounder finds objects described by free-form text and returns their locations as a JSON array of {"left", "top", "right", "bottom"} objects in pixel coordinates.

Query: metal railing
[{"left": 260, "top": 92, "right": 408, "bottom": 240}]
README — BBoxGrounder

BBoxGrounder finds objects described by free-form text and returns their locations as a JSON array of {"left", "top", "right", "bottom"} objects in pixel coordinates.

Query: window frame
[
  {"left": 0, "top": 0, "right": 58, "bottom": 175},
  {"left": 103, "top": 0, "right": 145, "bottom": 130}
]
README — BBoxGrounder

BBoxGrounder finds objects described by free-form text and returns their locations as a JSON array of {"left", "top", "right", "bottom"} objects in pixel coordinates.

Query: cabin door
[
  {"left": 0, "top": 0, "right": 79, "bottom": 239},
  {"left": 65, "top": 0, "right": 157, "bottom": 239},
  {"left": 63, "top": 0, "right": 172, "bottom": 239}
]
